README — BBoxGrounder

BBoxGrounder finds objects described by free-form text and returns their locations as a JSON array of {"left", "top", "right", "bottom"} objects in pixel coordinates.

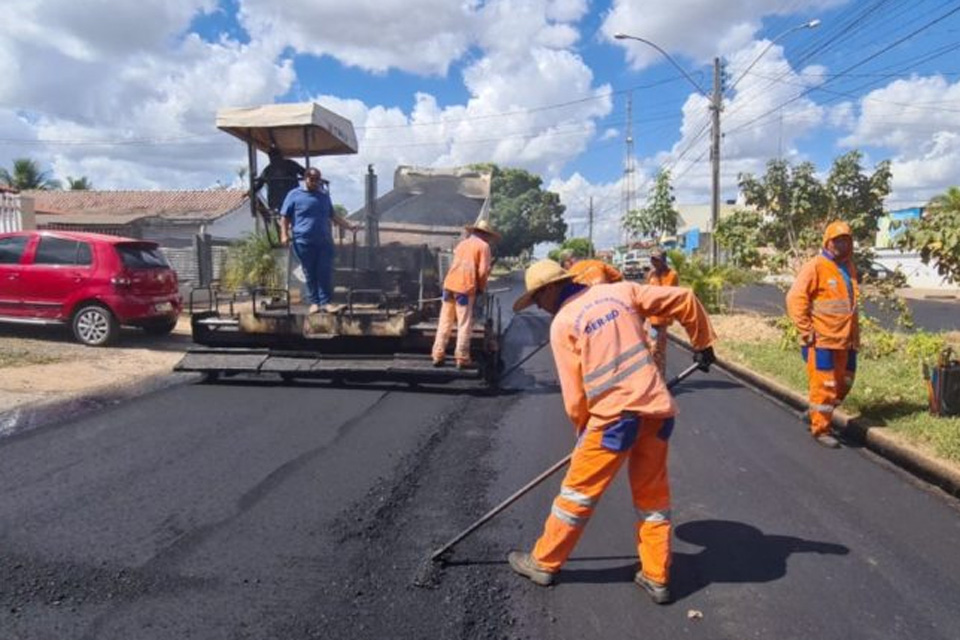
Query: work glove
[{"left": 693, "top": 346, "right": 716, "bottom": 372}]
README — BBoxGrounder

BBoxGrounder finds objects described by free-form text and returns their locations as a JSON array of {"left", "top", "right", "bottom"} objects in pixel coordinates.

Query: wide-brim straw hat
[
  {"left": 513, "top": 259, "right": 575, "bottom": 312},
  {"left": 465, "top": 219, "right": 502, "bottom": 241}
]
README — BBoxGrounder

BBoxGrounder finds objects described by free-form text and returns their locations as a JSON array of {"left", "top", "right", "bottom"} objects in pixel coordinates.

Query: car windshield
[{"left": 116, "top": 244, "right": 169, "bottom": 269}]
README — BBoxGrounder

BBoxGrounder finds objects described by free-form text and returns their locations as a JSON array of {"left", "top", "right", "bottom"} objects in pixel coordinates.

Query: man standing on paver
[
  {"left": 507, "top": 259, "right": 716, "bottom": 604},
  {"left": 646, "top": 251, "right": 679, "bottom": 375},
  {"left": 279, "top": 167, "right": 357, "bottom": 314},
  {"left": 431, "top": 219, "right": 500, "bottom": 369},
  {"left": 786, "top": 221, "right": 860, "bottom": 449}
]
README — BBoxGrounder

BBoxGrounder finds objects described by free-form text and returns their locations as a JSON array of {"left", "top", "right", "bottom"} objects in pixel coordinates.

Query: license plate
[{"left": 154, "top": 302, "right": 173, "bottom": 313}]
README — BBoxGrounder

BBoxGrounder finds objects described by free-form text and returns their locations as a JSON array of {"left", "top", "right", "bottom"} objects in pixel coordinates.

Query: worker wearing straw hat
[
  {"left": 431, "top": 219, "right": 501, "bottom": 368},
  {"left": 507, "top": 259, "right": 716, "bottom": 604}
]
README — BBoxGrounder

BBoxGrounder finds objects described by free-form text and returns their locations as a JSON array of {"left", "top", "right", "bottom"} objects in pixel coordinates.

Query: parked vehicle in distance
[{"left": 0, "top": 230, "right": 181, "bottom": 346}]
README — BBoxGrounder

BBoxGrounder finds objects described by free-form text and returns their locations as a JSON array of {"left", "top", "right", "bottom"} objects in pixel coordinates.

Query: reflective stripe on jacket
[
  {"left": 443, "top": 234, "right": 492, "bottom": 295},
  {"left": 568, "top": 259, "right": 624, "bottom": 286},
  {"left": 646, "top": 268, "right": 679, "bottom": 327},
  {"left": 550, "top": 281, "right": 715, "bottom": 432},
  {"left": 786, "top": 254, "right": 860, "bottom": 350}
]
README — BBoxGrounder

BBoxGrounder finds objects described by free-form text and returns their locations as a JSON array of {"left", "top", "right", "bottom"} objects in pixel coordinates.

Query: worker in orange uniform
[
  {"left": 559, "top": 250, "right": 624, "bottom": 286},
  {"left": 786, "top": 221, "right": 859, "bottom": 449},
  {"left": 431, "top": 219, "right": 500, "bottom": 368},
  {"left": 646, "top": 251, "right": 680, "bottom": 375},
  {"left": 508, "top": 259, "right": 716, "bottom": 604}
]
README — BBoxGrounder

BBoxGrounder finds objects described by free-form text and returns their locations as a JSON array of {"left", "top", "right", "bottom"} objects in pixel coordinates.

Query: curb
[
  {"left": 669, "top": 334, "right": 960, "bottom": 500},
  {"left": 0, "top": 371, "right": 200, "bottom": 440}
]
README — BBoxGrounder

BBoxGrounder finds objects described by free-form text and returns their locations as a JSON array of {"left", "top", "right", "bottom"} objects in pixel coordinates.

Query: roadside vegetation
[{"left": 706, "top": 313, "right": 960, "bottom": 464}]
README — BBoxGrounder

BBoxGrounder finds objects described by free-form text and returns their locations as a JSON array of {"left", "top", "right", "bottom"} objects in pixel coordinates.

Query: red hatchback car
[{"left": 0, "top": 230, "right": 182, "bottom": 346}]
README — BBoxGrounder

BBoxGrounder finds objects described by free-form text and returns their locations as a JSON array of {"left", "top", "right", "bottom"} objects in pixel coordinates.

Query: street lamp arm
[
  {"left": 726, "top": 19, "right": 821, "bottom": 95},
  {"left": 614, "top": 33, "right": 709, "bottom": 97}
]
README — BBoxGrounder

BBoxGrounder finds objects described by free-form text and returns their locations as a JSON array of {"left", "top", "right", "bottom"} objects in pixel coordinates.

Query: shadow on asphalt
[
  {"left": 558, "top": 519, "right": 849, "bottom": 601},
  {"left": 670, "top": 379, "right": 742, "bottom": 395}
]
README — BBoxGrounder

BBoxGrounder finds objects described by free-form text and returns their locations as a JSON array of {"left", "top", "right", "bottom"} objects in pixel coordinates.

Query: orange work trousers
[
  {"left": 531, "top": 415, "right": 674, "bottom": 584},
  {"left": 649, "top": 324, "right": 669, "bottom": 376},
  {"left": 803, "top": 347, "right": 857, "bottom": 436},
  {"left": 431, "top": 290, "right": 475, "bottom": 364}
]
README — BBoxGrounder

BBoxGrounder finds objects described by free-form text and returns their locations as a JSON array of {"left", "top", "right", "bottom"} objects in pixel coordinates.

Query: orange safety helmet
[{"left": 822, "top": 220, "right": 852, "bottom": 247}]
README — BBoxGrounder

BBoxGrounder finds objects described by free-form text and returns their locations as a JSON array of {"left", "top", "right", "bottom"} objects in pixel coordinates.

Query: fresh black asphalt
[{"left": 2, "top": 282, "right": 959, "bottom": 639}]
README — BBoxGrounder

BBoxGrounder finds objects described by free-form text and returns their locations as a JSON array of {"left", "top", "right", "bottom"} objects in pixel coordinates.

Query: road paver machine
[{"left": 174, "top": 103, "right": 503, "bottom": 387}]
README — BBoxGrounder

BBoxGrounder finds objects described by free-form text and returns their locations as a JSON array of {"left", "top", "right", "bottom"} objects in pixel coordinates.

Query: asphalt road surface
[
  {"left": 732, "top": 284, "right": 958, "bottom": 331},
  {"left": 2, "top": 283, "right": 960, "bottom": 639}
]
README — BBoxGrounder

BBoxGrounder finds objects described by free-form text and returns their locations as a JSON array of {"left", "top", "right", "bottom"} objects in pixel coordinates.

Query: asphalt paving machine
[{"left": 174, "top": 103, "right": 503, "bottom": 387}]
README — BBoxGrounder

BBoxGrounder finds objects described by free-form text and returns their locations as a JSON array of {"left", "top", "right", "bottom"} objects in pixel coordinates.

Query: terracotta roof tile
[{"left": 24, "top": 189, "right": 248, "bottom": 222}]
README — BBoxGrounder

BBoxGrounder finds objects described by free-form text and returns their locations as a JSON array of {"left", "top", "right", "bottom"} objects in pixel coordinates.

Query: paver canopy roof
[{"left": 216, "top": 102, "right": 358, "bottom": 157}]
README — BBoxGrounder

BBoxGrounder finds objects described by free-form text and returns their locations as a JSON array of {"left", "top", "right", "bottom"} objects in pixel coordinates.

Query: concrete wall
[
  {"left": 0, "top": 192, "right": 35, "bottom": 232},
  {"left": 874, "top": 248, "right": 955, "bottom": 288}
]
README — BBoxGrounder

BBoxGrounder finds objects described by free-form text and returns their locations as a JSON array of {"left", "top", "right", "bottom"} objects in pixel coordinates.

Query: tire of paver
[{"left": 72, "top": 303, "right": 119, "bottom": 347}]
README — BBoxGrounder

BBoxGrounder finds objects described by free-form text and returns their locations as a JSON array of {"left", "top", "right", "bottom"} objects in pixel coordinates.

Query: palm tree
[
  {"left": 0, "top": 158, "right": 62, "bottom": 190},
  {"left": 67, "top": 176, "right": 93, "bottom": 190},
  {"left": 927, "top": 186, "right": 960, "bottom": 215}
]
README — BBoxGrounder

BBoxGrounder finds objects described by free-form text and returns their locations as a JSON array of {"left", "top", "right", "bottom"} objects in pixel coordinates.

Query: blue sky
[{"left": 2, "top": 0, "right": 960, "bottom": 248}]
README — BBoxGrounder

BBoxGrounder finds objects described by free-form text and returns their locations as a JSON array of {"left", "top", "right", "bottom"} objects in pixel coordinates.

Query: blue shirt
[{"left": 280, "top": 186, "right": 334, "bottom": 245}]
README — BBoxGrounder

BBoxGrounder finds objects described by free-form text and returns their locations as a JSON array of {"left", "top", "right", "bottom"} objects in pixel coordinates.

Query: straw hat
[
  {"left": 513, "top": 259, "right": 575, "bottom": 312},
  {"left": 465, "top": 219, "right": 502, "bottom": 241}
]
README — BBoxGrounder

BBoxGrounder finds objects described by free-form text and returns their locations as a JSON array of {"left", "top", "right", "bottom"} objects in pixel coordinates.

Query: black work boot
[
  {"left": 507, "top": 551, "right": 555, "bottom": 586},
  {"left": 635, "top": 571, "right": 672, "bottom": 604}
]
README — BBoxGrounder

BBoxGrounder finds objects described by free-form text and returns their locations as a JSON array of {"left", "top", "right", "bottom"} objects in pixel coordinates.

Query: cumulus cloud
[
  {"left": 0, "top": 0, "right": 612, "bottom": 206},
  {"left": 601, "top": 0, "right": 847, "bottom": 69},
  {"left": 842, "top": 75, "right": 960, "bottom": 202}
]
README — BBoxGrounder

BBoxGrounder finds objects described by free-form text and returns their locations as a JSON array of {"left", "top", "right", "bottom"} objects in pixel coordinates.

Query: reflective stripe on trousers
[
  {"left": 532, "top": 415, "right": 672, "bottom": 583},
  {"left": 803, "top": 347, "right": 856, "bottom": 436}
]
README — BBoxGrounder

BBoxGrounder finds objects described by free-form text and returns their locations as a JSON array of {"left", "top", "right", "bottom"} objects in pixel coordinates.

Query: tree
[
  {"left": 896, "top": 186, "right": 960, "bottom": 285},
  {"left": 0, "top": 158, "right": 61, "bottom": 190},
  {"left": 478, "top": 164, "right": 567, "bottom": 257},
  {"left": 547, "top": 237, "right": 594, "bottom": 262},
  {"left": 714, "top": 209, "right": 765, "bottom": 268},
  {"left": 623, "top": 169, "right": 679, "bottom": 242},
  {"left": 739, "top": 159, "right": 828, "bottom": 255},
  {"left": 67, "top": 176, "right": 93, "bottom": 190},
  {"left": 739, "top": 152, "right": 892, "bottom": 259}
]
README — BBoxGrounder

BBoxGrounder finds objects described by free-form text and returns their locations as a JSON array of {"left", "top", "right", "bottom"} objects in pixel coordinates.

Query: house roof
[
  {"left": 25, "top": 189, "right": 248, "bottom": 225},
  {"left": 349, "top": 166, "right": 491, "bottom": 228}
]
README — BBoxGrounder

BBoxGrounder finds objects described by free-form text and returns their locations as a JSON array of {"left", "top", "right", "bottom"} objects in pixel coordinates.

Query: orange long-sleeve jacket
[
  {"left": 646, "top": 267, "right": 679, "bottom": 327},
  {"left": 443, "top": 234, "right": 492, "bottom": 295},
  {"left": 785, "top": 252, "right": 860, "bottom": 350},
  {"left": 568, "top": 259, "right": 624, "bottom": 286},
  {"left": 550, "top": 281, "right": 716, "bottom": 432}
]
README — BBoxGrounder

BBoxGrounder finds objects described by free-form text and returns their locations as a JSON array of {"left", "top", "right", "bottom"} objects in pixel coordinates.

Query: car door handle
[{"left": 6, "top": 274, "right": 17, "bottom": 280}]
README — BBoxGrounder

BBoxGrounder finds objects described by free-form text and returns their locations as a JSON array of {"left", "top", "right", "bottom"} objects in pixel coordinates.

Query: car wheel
[
  {"left": 143, "top": 318, "right": 178, "bottom": 336},
  {"left": 72, "top": 304, "right": 118, "bottom": 346}
]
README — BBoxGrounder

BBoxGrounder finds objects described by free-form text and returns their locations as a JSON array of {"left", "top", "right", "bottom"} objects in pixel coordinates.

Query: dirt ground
[{"left": 0, "top": 316, "right": 193, "bottom": 413}]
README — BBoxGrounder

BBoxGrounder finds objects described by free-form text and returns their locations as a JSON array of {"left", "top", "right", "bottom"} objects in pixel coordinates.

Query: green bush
[
  {"left": 859, "top": 316, "right": 901, "bottom": 360},
  {"left": 905, "top": 331, "right": 948, "bottom": 367},
  {"left": 222, "top": 232, "right": 283, "bottom": 291}
]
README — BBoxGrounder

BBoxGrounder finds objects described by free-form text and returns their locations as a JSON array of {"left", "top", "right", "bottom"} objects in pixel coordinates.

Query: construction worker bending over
[
  {"left": 432, "top": 219, "right": 500, "bottom": 369},
  {"left": 786, "top": 221, "right": 859, "bottom": 449},
  {"left": 646, "top": 251, "right": 680, "bottom": 375},
  {"left": 559, "top": 250, "right": 624, "bottom": 286},
  {"left": 508, "top": 259, "right": 716, "bottom": 604}
]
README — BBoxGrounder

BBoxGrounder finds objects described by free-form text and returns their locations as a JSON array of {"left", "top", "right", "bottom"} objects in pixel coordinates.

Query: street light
[
  {"left": 726, "top": 19, "right": 821, "bottom": 94},
  {"left": 614, "top": 20, "right": 820, "bottom": 265}
]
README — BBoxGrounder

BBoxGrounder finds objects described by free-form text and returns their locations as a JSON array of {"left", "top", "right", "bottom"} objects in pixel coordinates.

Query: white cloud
[
  {"left": 842, "top": 75, "right": 960, "bottom": 202},
  {"left": 239, "top": 0, "right": 479, "bottom": 76},
  {"left": 601, "top": 0, "right": 847, "bottom": 69}
]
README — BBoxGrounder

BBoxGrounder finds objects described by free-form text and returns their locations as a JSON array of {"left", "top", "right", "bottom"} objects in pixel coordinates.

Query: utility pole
[
  {"left": 621, "top": 93, "right": 636, "bottom": 248},
  {"left": 588, "top": 196, "right": 594, "bottom": 257},
  {"left": 710, "top": 56, "right": 722, "bottom": 267}
]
